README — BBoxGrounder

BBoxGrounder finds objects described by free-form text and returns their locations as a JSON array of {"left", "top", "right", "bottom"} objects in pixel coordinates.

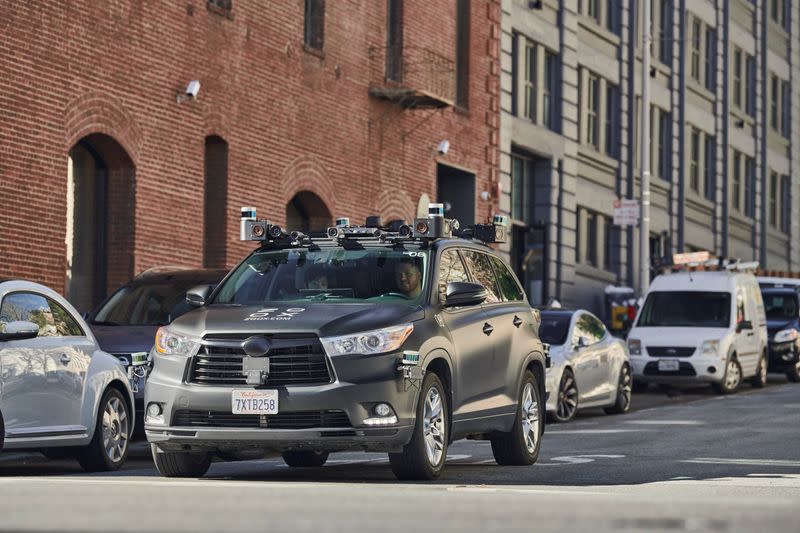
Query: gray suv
[{"left": 145, "top": 213, "right": 547, "bottom": 480}]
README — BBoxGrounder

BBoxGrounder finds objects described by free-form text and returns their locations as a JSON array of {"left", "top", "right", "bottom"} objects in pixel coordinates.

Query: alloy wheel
[
  {"left": 557, "top": 373, "right": 579, "bottom": 421},
  {"left": 618, "top": 366, "right": 632, "bottom": 411},
  {"left": 102, "top": 397, "right": 129, "bottom": 463},
  {"left": 520, "top": 382, "right": 540, "bottom": 453},
  {"left": 725, "top": 359, "right": 741, "bottom": 391},
  {"left": 422, "top": 386, "right": 445, "bottom": 467}
]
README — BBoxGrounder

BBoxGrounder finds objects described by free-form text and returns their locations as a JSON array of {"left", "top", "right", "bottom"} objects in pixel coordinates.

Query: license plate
[
  {"left": 658, "top": 359, "right": 680, "bottom": 372},
  {"left": 231, "top": 390, "right": 278, "bottom": 414}
]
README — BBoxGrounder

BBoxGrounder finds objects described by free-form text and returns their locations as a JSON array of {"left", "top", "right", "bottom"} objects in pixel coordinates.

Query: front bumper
[
  {"left": 630, "top": 352, "right": 726, "bottom": 384},
  {"left": 145, "top": 351, "right": 418, "bottom": 453},
  {"left": 768, "top": 341, "right": 798, "bottom": 371}
]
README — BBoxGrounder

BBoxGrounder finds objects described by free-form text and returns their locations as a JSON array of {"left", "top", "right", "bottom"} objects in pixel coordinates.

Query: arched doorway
[
  {"left": 66, "top": 134, "right": 135, "bottom": 313},
  {"left": 285, "top": 191, "right": 332, "bottom": 233}
]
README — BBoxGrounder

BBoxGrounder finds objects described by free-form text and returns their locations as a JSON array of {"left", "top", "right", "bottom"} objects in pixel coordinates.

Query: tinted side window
[
  {"left": 0, "top": 292, "right": 57, "bottom": 337},
  {"left": 574, "top": 312, "right": 606, "bottom": 345},
  {"left": 489, "top": 255, "right": 525, "bottom": 301},
  {"left": 437, "top": 249, "right": 470, "bottom": 303},
  {"left": 47, "top": 298, "right": 84, "bottom": 336},
  {"left": 463, "top": 251, "right": 501, "bottom": 304}
]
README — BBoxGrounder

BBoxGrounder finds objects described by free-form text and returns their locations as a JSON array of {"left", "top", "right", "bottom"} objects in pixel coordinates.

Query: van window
[{"left": 637, "top": 291, "right": 732, "bottom": 328}]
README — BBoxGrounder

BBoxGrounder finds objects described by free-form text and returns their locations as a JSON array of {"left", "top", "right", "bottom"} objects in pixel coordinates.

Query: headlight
[
  {"left": 700, "top": 339, "right": 720, "bottom": 357},
  {"left": 774, "top": 328, "right": 798, "bottom": 343},
  {"left": 154, "top": 327, "right": 201, "bottom": 357},
  {"left": 321, "top": 324, "right": 414, "bottom": 356},
  {"left": 627, "top": 338, "right": 641, "bottom": 356}
]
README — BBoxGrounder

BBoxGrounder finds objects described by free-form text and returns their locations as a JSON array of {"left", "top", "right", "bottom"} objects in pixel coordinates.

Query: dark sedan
[{"left": 760, "top": 286, "right": 800, "bottom": 382}]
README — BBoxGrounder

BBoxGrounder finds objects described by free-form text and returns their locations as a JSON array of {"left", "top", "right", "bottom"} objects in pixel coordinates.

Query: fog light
[
  {"left": 147, "top": 403, "right": 163, "bottom": 417},
  {"left": 374, "top": 403, "right": 392, "bottom": 417},
  {"left": 707, "top": 366, "right": 717, "bottom": 374}
]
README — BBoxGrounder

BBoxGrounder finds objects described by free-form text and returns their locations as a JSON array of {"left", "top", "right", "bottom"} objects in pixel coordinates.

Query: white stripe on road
[
  {"left": 625, "top": 420, "right": 704, "bottom": 426},
  {"left": 682, "top": 457, "right": 800, "bottom": 468},
  {"left": 546, "top": 429, "right": 650, "bottom": 434}
]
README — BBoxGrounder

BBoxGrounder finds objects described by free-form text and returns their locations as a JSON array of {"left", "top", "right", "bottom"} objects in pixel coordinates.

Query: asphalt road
[{"left": 1, "top": 378, "right": 798, "bottom": 533}]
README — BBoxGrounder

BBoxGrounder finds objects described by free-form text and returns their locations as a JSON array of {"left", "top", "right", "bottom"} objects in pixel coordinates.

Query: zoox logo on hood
[{"left": 244, "top": 308, "right": 306, "bottom": 321}]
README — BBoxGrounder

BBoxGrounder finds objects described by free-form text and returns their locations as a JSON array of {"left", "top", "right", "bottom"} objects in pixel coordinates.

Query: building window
[
  {"left": 208, "top": 0, "right": 232, "bottom": 12},
  {"left": 769, "top": 171, "right": 778, "bottom": 227},
  {"left": 514, "top": 38, "right": 559, "bottom": 132},
  {"left": 386, "top": 0, "right": 404, "bottom": 82},
  {"left": 689, "top": 128, "right": 700, "bottom": 193},
  {"left": 781, "top": 80, "right": 791, "bottom": 138},
  {"left": 745, "top": 156, "right": 756, "bottom": 217},
  {"left": 585, "top": 71, "right": 600, "bottom": 149},
  {"left": 732, "top": 150, "right": 741, "bottom": 213},
  {"left": 704, "top": 135, "right": 715, "bottom": 201},
  {"left": 704, "top": 27, "right": 716, "bottom": 91},
  {"left": 772, "top": 0, "right": 789, "bottom": 31},
  {"left": 745, "top": 55, "right": 756, "bottom": 117},
  {"left": 605, "top": 0, "right": 620, "bottom": 34},
  {"left": 587, "top": 0, "right": 600, "bottom": 23},
  {"left": 605, "top": 82, "right": 620, "bottom": 158},
  {"left": 304, "top": 0, "right": 325, "bottom": 51},
  {"left": 658, "top": 0, "right": 673, "bottom": 65},
  {"left": 656, "top": 108, "right": 671, "bottom": 181},
  {"left": 523, "top": 41, "right": 537, "bottom": 121},
  {"left": 690, "top": 17, "right": 701, "bottom": 82},
  {"left": 732, "top": 48, "right": 742, "bottom": 108},
  {"left": 771, "top": 74, "right": 779, "bottom": 131},
  {"left": 781, "top": 174, "right": 791, "bottom": 234},
  {"left": 455, "top": 0, "right": 470, "bottom": 108},
  {"left": 577, "top": 207, "right": 611, "bottom": 271}
]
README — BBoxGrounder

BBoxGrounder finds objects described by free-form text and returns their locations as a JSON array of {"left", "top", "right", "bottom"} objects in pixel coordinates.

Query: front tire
[
  {"left": 491, "top": 370, "right": 542, "bottom": 466},
  {"left": 389, "top": 372, "right": 448, "bottom": 480},
  {"left": 152, "top": 445, "right": 212, "bottom": 478},
  {"left": 750, "top": 352, "right": 768, "bottom": 388},
  {"left": 0, "top": 410, "right": 4, "bottom": 452},
  {"left": 786, "top": 349, "right": 800, "bottom": 383},
  {"left": 604, "top": 364, "right": 632, "bottom": 415},
  {"left": 551, "top": 369, "right": 579, "bottom": 423},
  {"left": 77, "top": 388, "right": 131, "bottom": 472},
  {"left": 713, "top": 356, "right": 742, "bottom": 395},
  {"left": 282, "top": 450, "right": 329, "bottom": 467}
]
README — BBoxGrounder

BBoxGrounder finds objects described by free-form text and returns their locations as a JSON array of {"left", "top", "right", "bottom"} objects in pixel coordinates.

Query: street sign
[{"left": 613, "top": 199, "right": 639, "bottom": 226}]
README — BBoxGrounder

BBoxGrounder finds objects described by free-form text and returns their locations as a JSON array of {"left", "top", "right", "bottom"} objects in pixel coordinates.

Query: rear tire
[
  {"left": 282, "top": 450, "right": 329, "bottom": 467},
  {"left": 389, "top": 372, "right": 448, "bottom": 480},
  {"left": 750, "top": 352, "right": 768, "bottom": 388},
  {"left": 0, "top": 410, "right": 4, "bottom": 453},
  {"left": 77, "top": 388, "right": 131, "bottom": 472},
  {"left": 152, "top": 445, "right": 212, "bottom": 478},
  {"left": 604, "top": 364, "right": 632, "bottom": 415},
  {"left": 490, "top": 370, "right": 542, "bottom": 466},
  {"left": 713, "top": 356, "right": 742, "bottom": 395},
  {"left": 786, "top": 350, "right": 800, "bottom": 383},
  {"left": 551, "top": 369, "right": 578, "bottom": 423}
]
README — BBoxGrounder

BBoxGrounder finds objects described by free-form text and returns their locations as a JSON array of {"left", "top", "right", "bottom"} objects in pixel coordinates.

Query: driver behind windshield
[{"left": 395, "top": 260, "right": 423, "bottom": 299}]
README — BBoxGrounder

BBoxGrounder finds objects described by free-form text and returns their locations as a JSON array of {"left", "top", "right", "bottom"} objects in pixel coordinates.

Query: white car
[
  {"left": 628, "top": 271, "right": 769, "bottom": 394},
  {"left": 0, "top": 279, "right": 135, "bottom": 471},
  {"left": 540, "top": 309, "right": 631, "bottom": 422}
]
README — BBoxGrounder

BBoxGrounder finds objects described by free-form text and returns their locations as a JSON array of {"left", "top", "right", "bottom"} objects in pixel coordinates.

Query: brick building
[{"left": 0, "top": 0, "right": 500, "bottom": 312}]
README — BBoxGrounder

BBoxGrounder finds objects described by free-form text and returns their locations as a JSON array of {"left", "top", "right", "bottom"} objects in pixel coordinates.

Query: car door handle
[
  {"left": 512, "top": 315, "right": 523, "bottom": 328},
  {"left": 482, "top": 323, "right": 494, "bottom": 336},
  {"left": 59, "top": 353, "right": 71, "bottom": 365}
]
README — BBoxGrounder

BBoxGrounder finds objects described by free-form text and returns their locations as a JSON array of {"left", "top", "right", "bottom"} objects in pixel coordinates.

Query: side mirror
[
  {"left": 573, "top": 336, "right": 589, "bottom": 350},
  {"left": 444, "top": 282, "right": 488, "bottom": 308},
  {"left": 186, "top": 285, "right": 214, "bottom": 307},
  {"left": 0, "top": 321, "right": 40, "bottom": 342},
  {"left": 736, "top": 320, "right": 753, "bottom": 333}
]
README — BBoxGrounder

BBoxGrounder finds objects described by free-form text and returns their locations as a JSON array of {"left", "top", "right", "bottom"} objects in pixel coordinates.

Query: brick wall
[{"left": 0, "top": 0, "right": 499, "bottom": 306}]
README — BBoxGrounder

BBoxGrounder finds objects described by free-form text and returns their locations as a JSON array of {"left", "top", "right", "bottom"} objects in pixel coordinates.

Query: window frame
[
  {"left": 436, "top": 247, "right": 472, "bottom": 306},
  {"left": 732, "top": 48, "right": 742, "bottom": 109},
  {"left": 0, "top": 291, "right": 85, "bottom": 338},
  {"left": 303, "top": 0, "right": 325, "bottom": 52},
  {"left": 488, "top": 255, "right": 526, "bottom": 303},
  {"left": 689, "top": 127, "right": 700, "bottom": 193},
  {"left": 690, "top": 16, "right": 701, "bottom": 83},
  {"left": 704, "top": 26, "right": 716, "bottom": 91},
  {"left": 462, "top": 250, "right": 503, "bottom": 305},
  {"left": 585, "top": 71, "right": 600, "bottom": 149}
]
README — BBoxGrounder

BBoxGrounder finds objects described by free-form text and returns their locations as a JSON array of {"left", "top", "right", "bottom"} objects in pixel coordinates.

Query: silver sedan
[
  {"left": 541, "top": 309, "right": 632, "bottom": 422},
  {"left": 0, "top": 280, "right": 135, "bottom": 470}
]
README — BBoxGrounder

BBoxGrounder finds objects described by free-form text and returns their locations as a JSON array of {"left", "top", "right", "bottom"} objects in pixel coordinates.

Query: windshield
[
  {"left": 92, "top": 280, "right": 203, "bottom": 326},
  {"left": 212, "top": 247, "right": 428, "bottom": 305},
  {"left": 637, "top": 291, "right": 731, "bottom": 328},
  {"left": 539, "top": 313, "right": 571, "bottom": 345},
  {"left": 762, "top": 292, "right": 798, "bottom": 321}
]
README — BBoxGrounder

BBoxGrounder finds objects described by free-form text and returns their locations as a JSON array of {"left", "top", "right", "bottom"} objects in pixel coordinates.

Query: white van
[{"left": 627, "top": 271, "right": 768, "bottom": 393}]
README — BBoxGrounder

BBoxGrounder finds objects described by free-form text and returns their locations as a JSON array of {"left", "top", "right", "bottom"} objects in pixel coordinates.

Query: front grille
[
  {"left": 172, "top": 410, "right": 351, "bottom": 429},
  {"left": 643, "top": 361, "right": 697, "bottom": 376},
  {"left": 647, "top": 346, "right": 696, "bottom": 358},
  {"left": 189, "top": 334, "right": 332, "bottom": 386}
]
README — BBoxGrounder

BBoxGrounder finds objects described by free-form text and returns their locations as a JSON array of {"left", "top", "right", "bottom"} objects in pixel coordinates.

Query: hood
[
  {"left": 90, "top": 324, "right": 159, "bottom": 354},
  {"left": 169, "top": 302, "right": 425, "bottom": 338},
  {"left": 767, "top": 319, "right": 798, "bottom": 337},
  {"left": 628, "top": 327, "right": 730, "bottom": 348}
]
